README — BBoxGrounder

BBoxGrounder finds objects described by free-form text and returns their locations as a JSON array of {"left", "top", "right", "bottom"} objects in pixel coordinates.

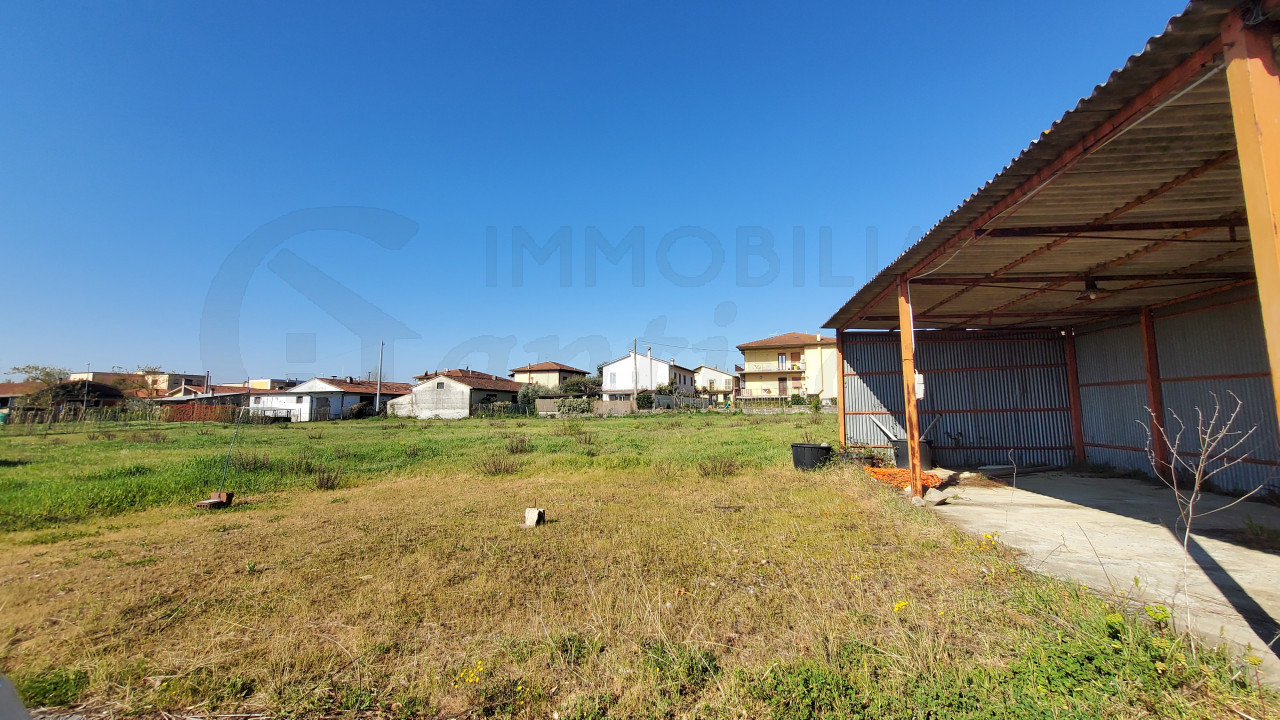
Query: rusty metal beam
[
  {"left": 982, "top": 217, "right": 1243, "bottom": 238},
  {"left": 944, "top": 218, "right": 1235, "bottom": 329},
  {"left": 1065, "top": 328, "right": 1086, "bottom": 465},
  {"left": 921, "top": 151, "right": 1241, "bottom": 316},
  {"left": 836, "top": 331, "right": 847, "bottom": 448},
  {"left": 909, "top": 271, "right": 1252, "bottom": 286},
  {"left": 839, "top": 37, "right": 1226, "bottom": 331},
  {"left": 1141, "top": 308, "right": 1171, "bottom": 479}
]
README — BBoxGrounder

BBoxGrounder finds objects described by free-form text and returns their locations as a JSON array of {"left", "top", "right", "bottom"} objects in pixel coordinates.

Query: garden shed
[{"left": 825, "top": 0, "right": 1280, "bottom": 497}]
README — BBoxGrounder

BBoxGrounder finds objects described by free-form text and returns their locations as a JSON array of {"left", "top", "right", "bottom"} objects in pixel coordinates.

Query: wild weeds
[
  {"left": 230, "top": 452, "right": 271, "bottom": 473},
  {"left": 86, "top": 431, "right": 116, "bottom": 441},
  {"left": 314, "top": 468, "right": 340, "bottom": 490},
  {"left": 552, "top": 421, "right": 582, "bottom": 437},
  {"left": 697, "top": 458, "right": 741, "bottom": 478},
  {"left": 127, "top": 431, "right": 170, "bottom": 444},
  {"left": 477, "top": 455, "right": 520, "bottom": 476},
  {"left": 306, "top": 429, "right": 323, "bottom": 440},
  {"left": 506, "top": 435, "right": 532, "bottom": 454},
  {"left": 285, "top": 448, "right": 318, "bottom": 475}
]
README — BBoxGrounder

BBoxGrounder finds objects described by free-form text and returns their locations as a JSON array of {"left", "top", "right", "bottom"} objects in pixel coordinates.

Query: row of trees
[{"left": 6, "top": 364, "right": 164, "bottom": 394}]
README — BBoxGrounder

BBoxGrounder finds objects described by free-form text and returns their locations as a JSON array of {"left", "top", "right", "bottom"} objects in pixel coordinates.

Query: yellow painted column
[
  {"left": 897, "top": 276, "right": 923, "bottom": 497},
  {"left": 1224, "top": 11, "right": 1280, "bottom": 424}
]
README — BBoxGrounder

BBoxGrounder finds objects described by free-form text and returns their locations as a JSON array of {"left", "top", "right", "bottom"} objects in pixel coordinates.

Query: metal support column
[
  {"left": 897, "top": 276, "right": 923, "bottom": 497},
  {"left": 1224, "top": 10, "right": 1280, "bottom": 429}
]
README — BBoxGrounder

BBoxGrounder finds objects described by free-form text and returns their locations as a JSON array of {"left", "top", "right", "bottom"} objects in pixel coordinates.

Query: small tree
[
  {"left": 8, "top": 364, "right": 71, "bottom": 388},
  {"left": 517, "top": 383, "right": 547, "bottom": 406},
  {"left": 636, "top": 391, "right": 654, "bottom": 410},
  {"left": 1142, "top": 391, "right": 1264, "bottom": 637}
]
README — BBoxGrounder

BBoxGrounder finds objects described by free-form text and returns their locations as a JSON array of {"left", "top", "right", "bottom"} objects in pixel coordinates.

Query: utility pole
[
  {"left": 631, "top": 338, "right": 638, "bottom": 412},
  {"left": 374, "top": 340, "right": 384, "bottom": 413}
]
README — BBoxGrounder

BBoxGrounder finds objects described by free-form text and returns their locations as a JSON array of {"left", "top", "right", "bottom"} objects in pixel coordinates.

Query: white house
[
  {"left": 250, "top": 377, "right": 412, "bottom": 421},
  {"left": 694, "top": 365, "right": 738, "bottom": 404},
  {"left": 388, "top": 369, "right": 523, "bottom": 420},
  {"left": 599, "top": 349, "right": 696, "bottom": 402}
]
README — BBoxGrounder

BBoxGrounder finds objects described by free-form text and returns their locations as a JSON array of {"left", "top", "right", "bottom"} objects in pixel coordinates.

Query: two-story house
[
  {"left": 508, "top": 361, "right": 588, "bottom": 389},
  {"left": 694, "top": 365, "right": 738, "bottom": 404},
  {"left": 736, "top": 332, "right": 838, "bottom": 402},
  {"left": 599, "top": 349, "right": 696, "bottom": 402}
]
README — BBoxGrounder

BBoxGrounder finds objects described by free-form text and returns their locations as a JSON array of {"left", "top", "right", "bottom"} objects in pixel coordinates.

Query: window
[
  {"left": 609, "top": 372, "right": 616, "bottom": 386},
  {"left": 295, "top": 396, "right": 303, "bottom": 404},
  {"left": 253, "top": 397, "right": 261, "bottom": 405},
  {"left": 436, "top": 382, "right": 444, "bottom": 389}
]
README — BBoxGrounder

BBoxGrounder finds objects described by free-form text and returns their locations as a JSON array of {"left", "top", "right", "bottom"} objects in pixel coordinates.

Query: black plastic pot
[
  {"left": 791, "top": 442, "right": 832, "bottom": 470},
  {"left": 890, "top": 439, "right": 934, "bottom": 470}
]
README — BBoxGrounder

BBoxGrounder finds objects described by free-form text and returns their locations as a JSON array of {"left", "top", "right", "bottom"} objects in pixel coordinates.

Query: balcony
[{"left": 744, "top": 361, "right": 805, "bottom": 373}]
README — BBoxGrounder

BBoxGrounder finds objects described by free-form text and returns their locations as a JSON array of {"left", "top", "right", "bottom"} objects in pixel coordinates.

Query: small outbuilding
[{"left": 389, "top": 369, "right": 524, "bottom": 419}]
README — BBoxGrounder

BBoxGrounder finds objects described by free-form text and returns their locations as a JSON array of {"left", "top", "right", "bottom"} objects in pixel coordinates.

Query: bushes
[
  {"left": 789, "top": 394, "right": 806, "bottom": 406},
  {"left": 555, "top": 397, "right": 594, "bottom": 415},
  {"left": 636, "top": 391, "right": 654, "bottom": 410}
]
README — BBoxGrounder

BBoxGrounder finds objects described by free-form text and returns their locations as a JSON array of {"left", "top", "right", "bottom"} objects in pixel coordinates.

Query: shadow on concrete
[
  {"left": 1174, "top": 528, "right": 1280, "bottom": 653},
  {"left": 1001, "top": 472, "right": 1280, "bottom": 653}
]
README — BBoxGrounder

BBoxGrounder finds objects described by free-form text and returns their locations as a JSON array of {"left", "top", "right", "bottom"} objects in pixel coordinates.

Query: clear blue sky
[{"left": 0, "top": 0, "right": 1188, "bottom": 382}]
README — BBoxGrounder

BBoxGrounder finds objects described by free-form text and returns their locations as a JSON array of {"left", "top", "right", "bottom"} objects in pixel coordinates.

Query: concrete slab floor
[{"left": 931, "top": 471, "right": 1280, "bottom": 685}]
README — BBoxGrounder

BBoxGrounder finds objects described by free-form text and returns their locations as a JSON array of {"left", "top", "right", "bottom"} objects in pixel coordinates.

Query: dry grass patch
[{"left": 0, "top": 414, "right": 1270, "bottom": 718}]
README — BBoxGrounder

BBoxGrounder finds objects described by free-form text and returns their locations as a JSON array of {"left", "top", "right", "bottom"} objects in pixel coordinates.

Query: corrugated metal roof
[{"left": 824, "top": 0, "right": 1253, "bottom": 332}]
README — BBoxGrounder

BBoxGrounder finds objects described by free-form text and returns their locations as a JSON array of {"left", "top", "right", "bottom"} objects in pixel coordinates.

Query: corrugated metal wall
[
  {"left": 842, "top": 331, "right": 1075, "bottom": 468},
  {"left": 1075, "top": 295, "right": 1278, "bottom": 494},
  {"left": 1076, "top": 323, "right": 1150, "bottom": 472}
]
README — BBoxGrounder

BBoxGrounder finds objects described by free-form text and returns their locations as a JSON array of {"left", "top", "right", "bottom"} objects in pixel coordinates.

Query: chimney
[{"left": 816, "top": 333, "right": 821, "bottom": 341}]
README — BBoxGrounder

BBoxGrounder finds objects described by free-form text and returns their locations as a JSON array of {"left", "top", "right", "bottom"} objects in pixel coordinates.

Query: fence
[
  {"left": 653, "top": 394, "right": 710, "bottom": 410},
  {"left": 168, "top": 404, "right": 238, "bottom": 423},
  {"left": 470, "top": 402, "right": 534, "bottom": 417}
]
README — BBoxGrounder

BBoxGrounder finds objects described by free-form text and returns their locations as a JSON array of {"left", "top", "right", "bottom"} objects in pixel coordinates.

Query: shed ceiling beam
[
  {"left": 868, "top": 310, "right": 1126, "bottom": 320},
  {"left": 909, "top": 272, "right": 1252, "bottom": 286},
  {"left": 982, "top": 217, "right": 1244, "bottom": 238},
  {"left": 1050, "top": 246, "right": 1252, "bottom": 316},
  {"left": 838, "top": 38, "right": 1225, "bottom": 331},
  {"left": 919, "top": 150, "right": 1239, "bottom": 317},
  {"left": 943, "top": 217, "right": 1235, "bottom": 328}
]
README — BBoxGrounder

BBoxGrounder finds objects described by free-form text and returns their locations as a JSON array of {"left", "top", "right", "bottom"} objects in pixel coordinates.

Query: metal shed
[{"left": 824, "top": 0, "right": 1280, "bottom": 497}]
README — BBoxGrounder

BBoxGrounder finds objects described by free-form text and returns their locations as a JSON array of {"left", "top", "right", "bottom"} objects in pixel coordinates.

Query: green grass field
[{"left": 0, "top": 413, "right": 1273, "bottom": 718}]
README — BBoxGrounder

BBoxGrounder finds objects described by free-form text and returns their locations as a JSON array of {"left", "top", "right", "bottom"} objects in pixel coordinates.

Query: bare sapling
[{"left": 1141, "top": 391, "right": 1265, "bottom": 645}]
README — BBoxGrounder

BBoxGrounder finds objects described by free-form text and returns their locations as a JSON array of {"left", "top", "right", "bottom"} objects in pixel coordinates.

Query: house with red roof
[
  {"left": 508, "top": 361, "right": 588, "bottom": 389},
  {"left": 249, "top": 376, "right": 413, "bottom": 421},
  {"left": 391, "top": 369, "right": 524, "bottom": 419},
  {"left": 736, "top": 332, "right": 838, "bottom": 402}
]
